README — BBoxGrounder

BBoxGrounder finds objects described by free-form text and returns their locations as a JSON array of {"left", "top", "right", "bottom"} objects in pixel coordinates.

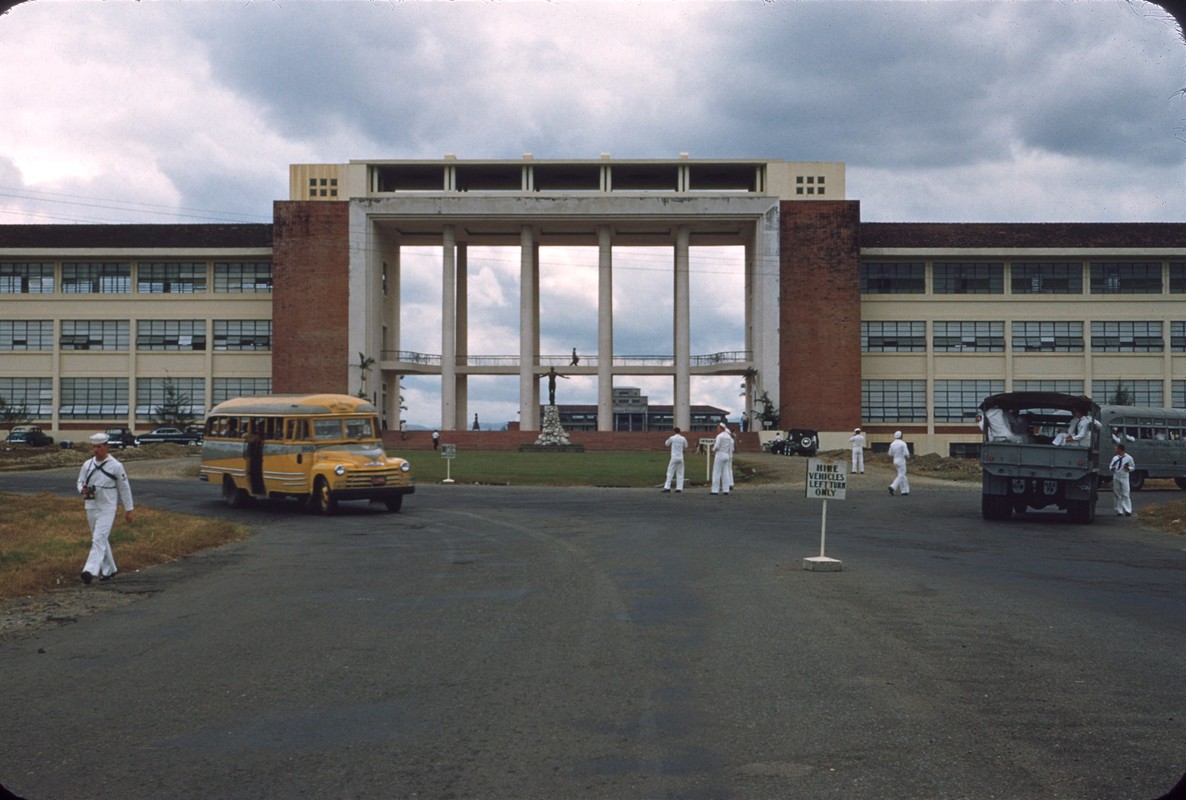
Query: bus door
[{"left": 246, "top": 418, "right": 265, "bottom": 495}]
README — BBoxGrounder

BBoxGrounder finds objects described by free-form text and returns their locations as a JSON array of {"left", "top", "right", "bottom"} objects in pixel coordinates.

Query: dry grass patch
[
  {"left": 1135, "top": 499, "right": 1186, "bottom": 536},
  {"left": 0, "top": 492, "right": 246, "bottom": 601}
]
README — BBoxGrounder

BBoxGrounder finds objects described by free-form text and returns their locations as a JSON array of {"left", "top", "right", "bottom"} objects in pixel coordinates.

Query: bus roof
[
  {"left": 1099, "top": 405, "right": 1186, "bottom": 422},
  {"left": 208, "top": 394, "right": 378, "bottom": 417}
]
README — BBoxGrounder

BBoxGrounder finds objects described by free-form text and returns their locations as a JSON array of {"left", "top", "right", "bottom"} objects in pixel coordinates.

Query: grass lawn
[
  {"left": 407, "top": 450, "right": 683, "bottom": 487},
  {"left": 0, "top": 493, "right": 246, "bottom": 602}
]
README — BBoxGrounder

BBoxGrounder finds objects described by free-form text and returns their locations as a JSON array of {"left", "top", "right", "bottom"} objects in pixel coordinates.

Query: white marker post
[
  {"left": 441, "top": 443, "right": 456, "bottom": 484},
  {"left": 699, "top": 438, "right": 716, "bottom": 483},
  {"left": 804, "top": 457, "right": 846, "bottom": 571}
]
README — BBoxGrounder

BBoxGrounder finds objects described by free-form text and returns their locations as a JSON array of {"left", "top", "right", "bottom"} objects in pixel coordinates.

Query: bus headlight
[
  {"left": 400, "top": 461, "right": 411, "bottom": 472},
  {"left": 334, "top": 465, "right": 347, "bottom": 476}
]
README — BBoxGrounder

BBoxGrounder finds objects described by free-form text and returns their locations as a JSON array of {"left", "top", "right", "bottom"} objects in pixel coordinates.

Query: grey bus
[{"left": 1097, "top": 405, "right": 1186, "bottom": 491}]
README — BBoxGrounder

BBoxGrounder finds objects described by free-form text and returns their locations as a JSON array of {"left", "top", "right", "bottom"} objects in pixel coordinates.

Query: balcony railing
[{"left": 383, "top": 350, "right": 751, "bottom": 368}]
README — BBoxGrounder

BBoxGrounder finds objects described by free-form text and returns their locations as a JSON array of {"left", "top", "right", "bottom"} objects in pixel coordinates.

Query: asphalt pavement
[{"left": 1, "top": 469, "right": 1184, "bottom": 799}]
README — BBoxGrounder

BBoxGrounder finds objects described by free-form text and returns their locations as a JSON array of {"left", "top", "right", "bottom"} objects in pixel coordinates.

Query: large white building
[{"left": 2, "top": 156, "right": 1184, "bottom": 454}]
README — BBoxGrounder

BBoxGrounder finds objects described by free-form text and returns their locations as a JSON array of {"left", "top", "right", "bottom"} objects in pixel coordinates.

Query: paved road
[{"left": 1, "top": 471, "right": 1184, "bottom": 799}]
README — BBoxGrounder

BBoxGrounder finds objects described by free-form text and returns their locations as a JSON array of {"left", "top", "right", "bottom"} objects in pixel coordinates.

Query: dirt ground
[
  {"left": 0, "top": 443, "right": 984, "bottom": 483},
  {"left": 739, "top": 448, "right": 982, "bottom": 485},
  {"left": 0, "top": 442, "right": 202, "bottom": 479}
]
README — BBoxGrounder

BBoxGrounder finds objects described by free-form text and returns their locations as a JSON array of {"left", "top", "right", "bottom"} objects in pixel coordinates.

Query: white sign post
[
  {"left": 441, "top": 443, "right": 456, "bottom": 484},
  {"left": 699, "top": 438, "right": 716, "bottom": 483},
  {"left": 804, "top": 457, "right": 846, "bottom": 571}
]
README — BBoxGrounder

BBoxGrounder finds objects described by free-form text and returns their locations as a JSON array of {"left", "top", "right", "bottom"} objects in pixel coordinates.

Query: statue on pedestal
[{"left": 546, "top": 366, "right": 568, "bottom": 407}]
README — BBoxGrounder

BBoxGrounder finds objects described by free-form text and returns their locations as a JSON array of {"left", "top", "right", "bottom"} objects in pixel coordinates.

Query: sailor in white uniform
[
  {"left": 76, "top": 432, "right": 134, "bottom": 584},
  {"left": 1109, "top": 444, "right": 1135, "bottom": 517},
  {"left": 887, "top": 431, "right": 910, "bottom": 496},
  {"left": 849, "top": 427, "right": 867, "bottom": 474},
  {"left": 710, "top": 422, "right": 736, "bottom": 495},
  {"left": 662, "top": 427, "right": 689, "bottom": 493}
]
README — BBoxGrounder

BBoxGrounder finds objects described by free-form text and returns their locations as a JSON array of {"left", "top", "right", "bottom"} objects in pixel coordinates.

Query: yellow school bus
[{"left": 199, "top": 394, "right": 414, "bottom": 513}]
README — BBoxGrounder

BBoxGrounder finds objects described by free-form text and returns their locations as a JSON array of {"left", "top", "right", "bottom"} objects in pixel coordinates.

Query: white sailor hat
[{"left": 89, "top": 432, "right": 110, "bottom": 445}]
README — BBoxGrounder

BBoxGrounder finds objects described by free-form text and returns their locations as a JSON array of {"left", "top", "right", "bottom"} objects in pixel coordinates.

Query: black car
[
  {"left": 4, "top": 426, "right": 54, "bottom": 447},
  {"left": 104, "top": 427, "right": 138, "bottom": 449},
  {"left": 769, "top": 428, "right": 819, "bottom": 457},
  {"left": 135, "top": 426, "right": 203, "bottom": 446}
]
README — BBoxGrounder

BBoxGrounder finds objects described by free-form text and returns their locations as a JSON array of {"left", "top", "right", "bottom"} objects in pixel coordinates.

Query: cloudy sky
[{"left": 1, "top": 0, "right": 1183, "bottom": 427}]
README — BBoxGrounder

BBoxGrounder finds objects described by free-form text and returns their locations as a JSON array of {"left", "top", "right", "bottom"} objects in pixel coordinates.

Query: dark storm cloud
[
  {"left": 692, "top": 2, "right": 1184, "bottom": 169},
  {"left": 179, "top": 1, "right": 1184, "bottom": 174}
]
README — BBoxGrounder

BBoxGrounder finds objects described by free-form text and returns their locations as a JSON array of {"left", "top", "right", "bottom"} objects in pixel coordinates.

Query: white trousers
[
  {"left": 1112, "top": 474, "right": 1132, "bottom": 515},
  {"left": 890, "top": 458, "right": 910, "bottom": 495},
  {"left": 711, "top": 454, "right": 734, "bottom": 494},
  {"left": 664, "top": 457, "right": 685, "bottom": 491},
  {"left": 83, "top": 506, "right": 118, "bottom": 577},
  {"left": 851, "top": 448, "right": 864, "bottom": 473}
]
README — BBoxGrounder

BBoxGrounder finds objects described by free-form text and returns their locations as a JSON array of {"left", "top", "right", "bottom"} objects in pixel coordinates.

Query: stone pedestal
[{"left": 534, "top": 405, "right": 573, "bottom": 446}]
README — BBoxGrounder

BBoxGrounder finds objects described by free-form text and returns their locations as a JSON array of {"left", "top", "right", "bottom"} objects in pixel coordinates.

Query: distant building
[{"left": 550, "top": 387, "right": 726, "bottom": 432}]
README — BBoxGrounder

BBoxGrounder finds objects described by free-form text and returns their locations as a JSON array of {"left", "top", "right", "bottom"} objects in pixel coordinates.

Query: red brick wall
[
  {"left": 272, "top": 201, "right": 350, "bottom": 394},
  {"left": 779, "top": 201, "right": 862, "bottom": 432}
]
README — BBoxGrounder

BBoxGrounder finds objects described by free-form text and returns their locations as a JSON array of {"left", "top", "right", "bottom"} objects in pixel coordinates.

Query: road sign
[
  {"left": 441, "top": 443, "right": 456, "bottom": 483},
  {"left": 805, "top": 457, "right": 847, "bottom": 500},
  {"left": 804, "top": 457, "right": 845, "bottom": 571}
]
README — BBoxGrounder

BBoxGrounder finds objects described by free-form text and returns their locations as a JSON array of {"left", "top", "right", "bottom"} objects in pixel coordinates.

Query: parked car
[
  {"left": 4, "top": 425, "right": 54, "bottom": 447},
  {"left": 135, "top": 426, "right": 203, "bottom": 446},
  {"left": 769, "top": 428, "right": 819, "bottom": 457},
  {"left": 103, "top": 427, "right": 138, "bottom": 449}
]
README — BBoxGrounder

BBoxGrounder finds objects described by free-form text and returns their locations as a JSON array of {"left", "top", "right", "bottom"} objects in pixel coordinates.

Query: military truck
[{"left": 979, "top": 392, "right": 1101, "bottom": 523}]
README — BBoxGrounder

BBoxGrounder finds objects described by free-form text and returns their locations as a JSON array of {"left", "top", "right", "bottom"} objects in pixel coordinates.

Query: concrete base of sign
[
  {"left": 803, "top": 556, "right": 843, "bottom": 572},
  {"left": 442, "top": 478, "right": 455, "bottom": 484}
]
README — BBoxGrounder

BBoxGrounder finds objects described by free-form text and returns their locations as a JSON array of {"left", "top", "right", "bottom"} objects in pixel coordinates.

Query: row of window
[
  {"left": 0, "top": 320, "right": 272, "bottom": 351},
  {"left": 861, "top": 261, "right": 1186, "bottom": 295},
  {"left": 863, "top": 379, "right": 1175, "bottom": 423},
  {"left": 0, "top": 377, "right": 272, "bottom": 420},
  {"left": 0, "top": 262, "right": 272, "bottom": 295},
  {"left": 862, "top": 321, "right": 1184, "bottom": 353}
]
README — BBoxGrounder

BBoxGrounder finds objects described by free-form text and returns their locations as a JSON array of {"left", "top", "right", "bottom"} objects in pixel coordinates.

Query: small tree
[
  {"left": 0, "top": 396, "right": 32, "bottom": 428},
  {"left": 754, "top": 390, "right": 781, "bottom": 429},
  {"left": 151, "top": 377, "right": 197, "bottom": 428},
  {"left": 356, "top": 352, "right": 376, "bottom": 400},
  {"left": 1108, "top": 384, "right": 1133, "bottom": 406}
]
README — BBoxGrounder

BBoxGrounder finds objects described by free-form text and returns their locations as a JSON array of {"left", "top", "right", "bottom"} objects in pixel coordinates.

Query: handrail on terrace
[{"left": 383, "top": 350, "right": 751, "bottom": 367}]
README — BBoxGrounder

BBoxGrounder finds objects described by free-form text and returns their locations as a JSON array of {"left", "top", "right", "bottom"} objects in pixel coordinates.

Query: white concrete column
[
  {"left": 597, "top": 225, "right": 614, "bottom": 431},
  {"left": 455, "top": 244, "right": 469, "bottom": 430},
  {"left": 519, "top": 226, "right": 540, "bottom": 430},
  {"left": 441, "top": 226, "right": 457, "bottom": 430},
  {"left": 389, "top": 244, "right": 407, "bottom": 431},
  {"left": 749, "top": 204, "right": 781, "bottom": 422},
  {"left": 674, "top": 226, "right": 691, "bottom": 431}
]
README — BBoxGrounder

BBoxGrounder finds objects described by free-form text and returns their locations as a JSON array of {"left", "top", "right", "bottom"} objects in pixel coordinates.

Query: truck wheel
[
  {"left": 1068, "top": 499, "right": 1096, "bottom": 524},
  {"left": 1129, "top": 471, "right": 1146, "bottom": 492},
  {"left": 982, "top": 495, "right": 1011, "bottom": 521},
  {"left": 221, "top": 476, "right": 248, "bottom": 509},
  {"left": 312, "top": 477, "right": 337, "bottom": 515}
]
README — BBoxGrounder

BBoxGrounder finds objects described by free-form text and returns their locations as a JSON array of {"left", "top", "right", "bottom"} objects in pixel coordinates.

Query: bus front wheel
[
  {"left": 222, "top": 476, "right": 249, "bottom": 509},
  {"left": 312, "top": 477, "right": 337, "bottom": 515}
]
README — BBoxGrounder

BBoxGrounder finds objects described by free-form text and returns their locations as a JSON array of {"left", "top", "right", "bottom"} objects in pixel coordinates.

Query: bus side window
[{"left": 286, "top": 419, "right": 308, "bottom": 441}]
